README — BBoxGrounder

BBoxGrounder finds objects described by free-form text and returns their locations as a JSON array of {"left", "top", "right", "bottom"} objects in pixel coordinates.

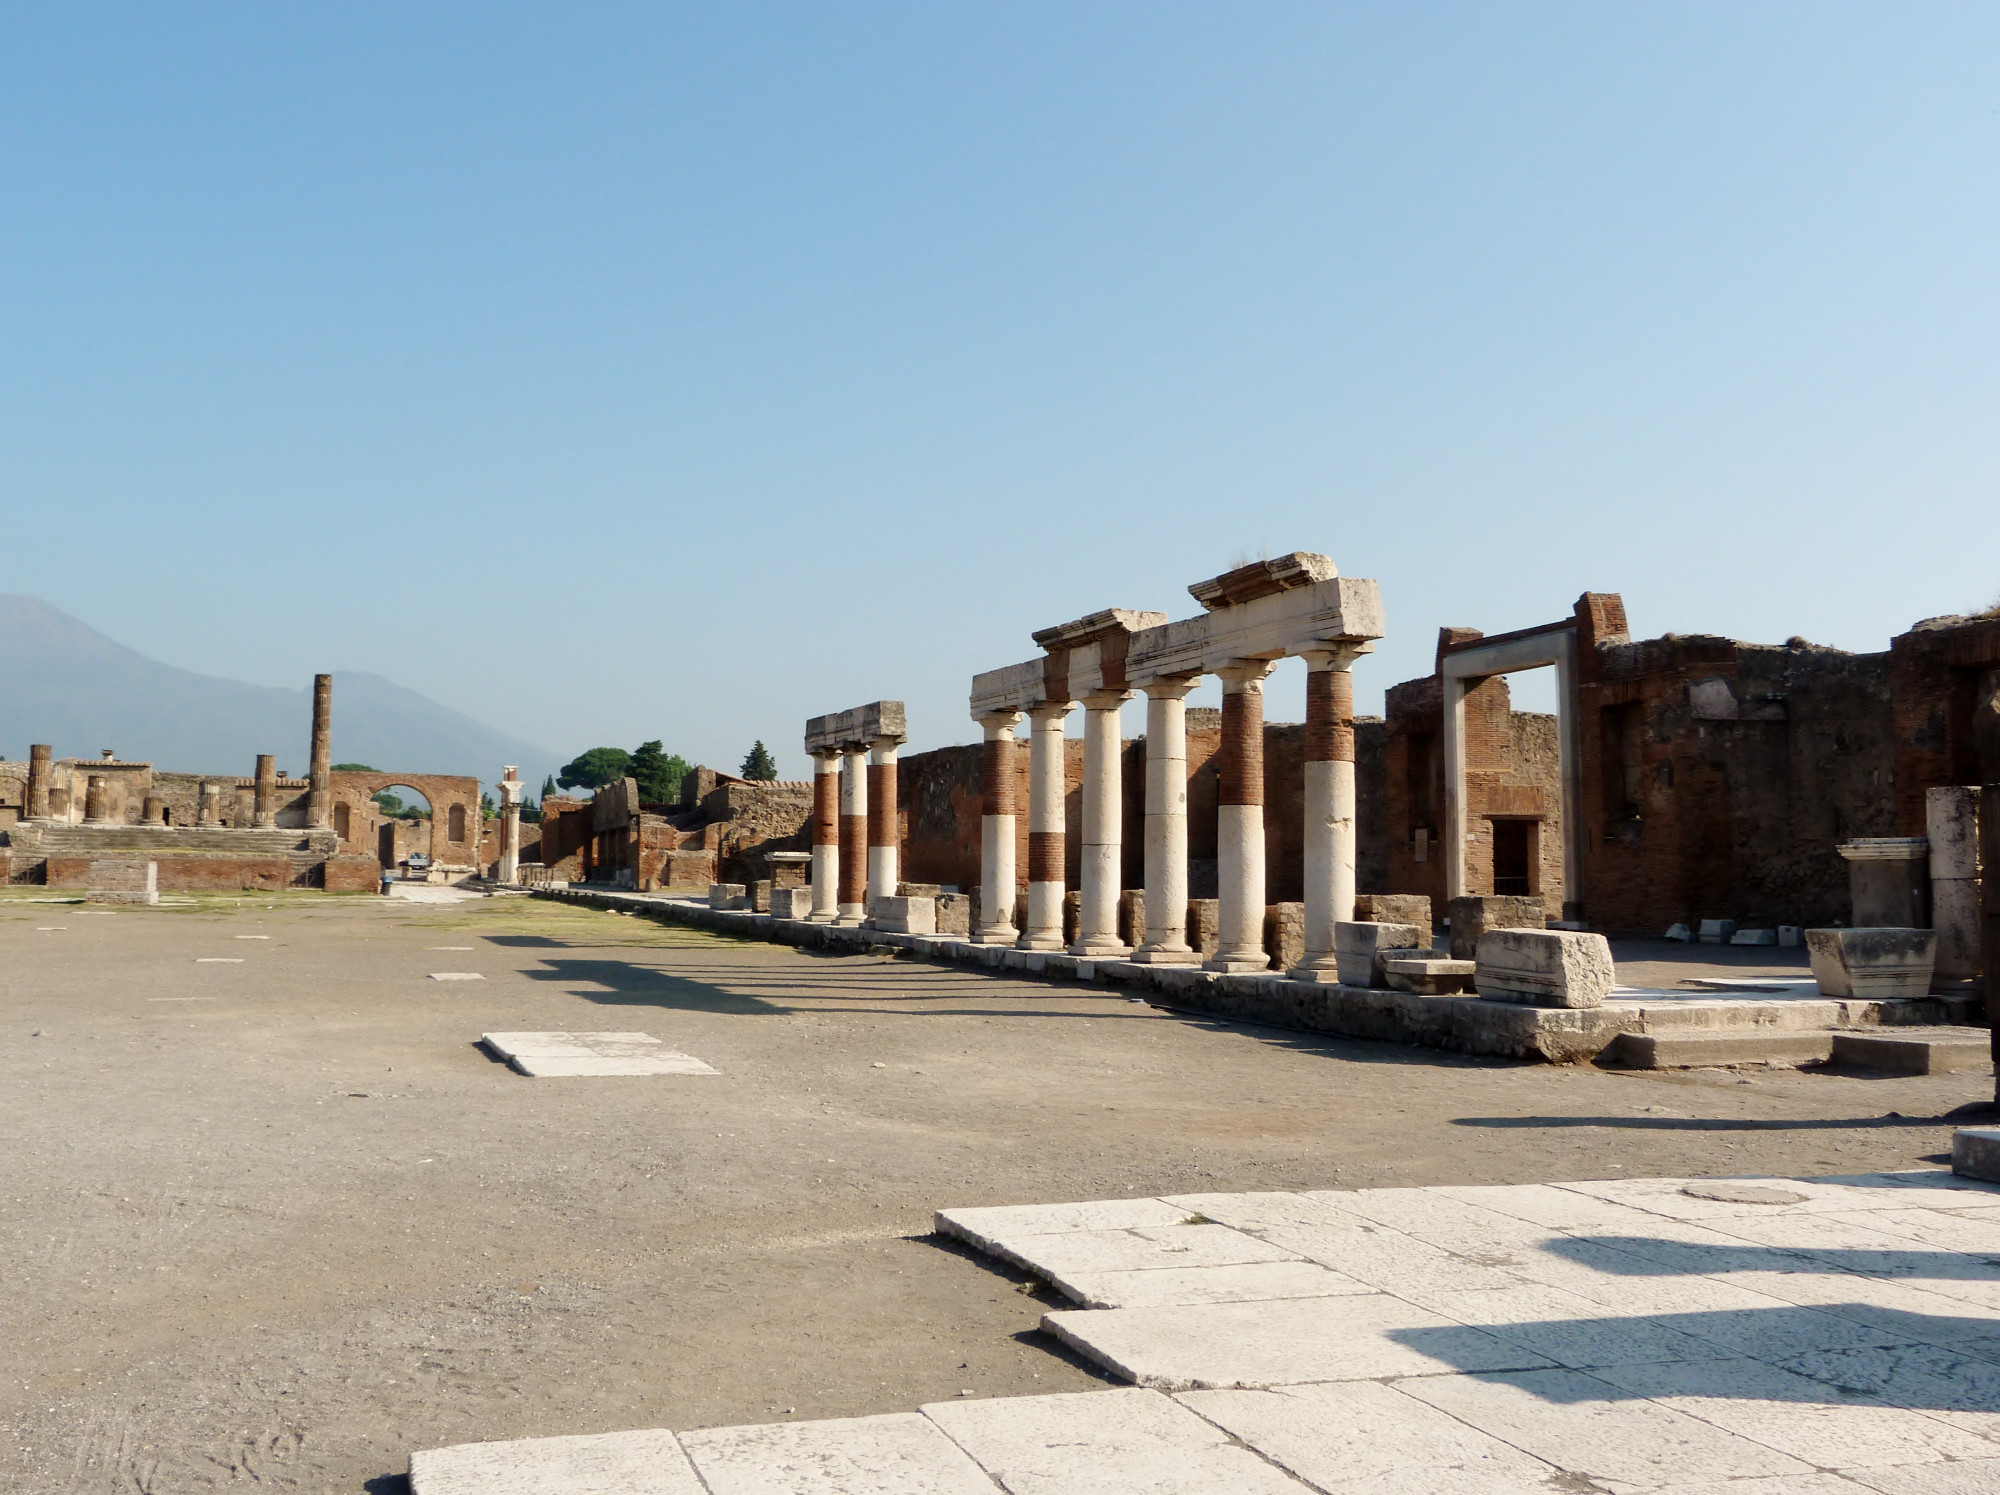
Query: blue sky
[{"left": 4, "top": 4, "right": 1996, "bottom": 777}]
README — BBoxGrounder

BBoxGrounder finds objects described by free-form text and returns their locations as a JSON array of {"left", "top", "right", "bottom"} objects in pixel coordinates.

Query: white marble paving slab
[
  {"left": 679, "top": 1412, "right": 997, "bottom": 1495},
  {"left": 989, "top": 1223, "right": 1297, "bottom": 1281},
  {"left": 480, "top": 1032, "right": 718, "bottom": 1078},
  {"left": 1410, "top": 1284, "right": 1730, "bottom": 1369},
  {"left": 409, "top": 1428, "right": 702, "bottom": 1495},
  {"left": 1398, "top": 1366, "right": 1812, "bottom": 1490},
  {"left": 1260, "top": 1222, "right": 1532, "bottom": 1296},
  {"left": 1158, "top": 1190, "right": 1363, "bottom": 1232},
  {"left": 922, "top": 1386, "right": 1302, "bottom": 1495},
  {"left": 429, "top": 971, "right": 484, "bottom": 980},
  {"left": 1049, "top": 1259, "right": 1372, "bottom": 1309},
  {"left": 1592, "top": 1356, "right": 1995, "bottom": 1469},
  {"left": 1845, "top": 1460, "right": 2000, "bottom": 1493},
  {"left": 1176, "top": 1380, "right": 1566, "bottom": 1495},
  {"left": 1042, "top": 1293, "right": 1553, "bottom": 1390},
  {"left": 934, "top": 1197, "right": 1190, "bottom": 1256},
  {"left": 1772, "top": 1340, "right": 2000, "bottom": 1439}
]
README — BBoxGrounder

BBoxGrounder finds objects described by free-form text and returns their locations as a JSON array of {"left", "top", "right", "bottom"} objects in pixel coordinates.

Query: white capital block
[
  {"left": 1804, "top": 927, "right": 1937, "bottom": 999},
  {"left": 1475, "top": 928, "right": 1614, "bottom": 1009}
]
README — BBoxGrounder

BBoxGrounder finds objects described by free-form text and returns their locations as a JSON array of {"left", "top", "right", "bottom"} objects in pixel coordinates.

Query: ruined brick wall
[
  {"left": 1890, "top": 612, "right": 2000, "bottom": 833},
  {"left": 1382, "top": 672, "right": 1534, "bottom": 911},
  {"left": 900, "top": 743, "right": 984, "bottom": 890},
  {"left": 1577, "top": 635, "right": 1895, "bottom": 934}
]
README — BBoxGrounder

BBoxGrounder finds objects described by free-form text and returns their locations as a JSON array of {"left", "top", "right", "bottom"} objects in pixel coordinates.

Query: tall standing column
[
  {"left": 972, "top": 710, "right": 1023, "bottom": 944},
  {"left": 1072, "top": 689, "right": 1135, "bottom": 956},
  {"left": 1292, "top": 648, "right": 1364, "bottom": 980},
  {"left": 1020, "top": 702, "right": 1070, "bottom": 951},
  {"left": 198, "top": 781, "right": 223, "bottom": 828},
  {"left": 1132, "top": 678, "right": 1200, "bottom": 963},
  {"left": 1209, "top": 660, "right": 1276, "bottom": 971},
  {"left": 253, "top": 754, "right": 278, "bottom": 828},
  {"left": 498, "top": 766, "right": 523, "bottom": 883},
  {"left": 866, "top": 739, "right": 899, "bottom": 920},
  {"left": 24, "top": 744, "right": 51, "bottom": 820},
  {"left": 809, "top": 751, "right": 840, "bottom": 921},
  {"left": 84, "top": 775, "right": 113, "bottom": 825},
  {"left": 307, "top": 673, "right": 333, "bottom": 830},
  {"left": 835, "top": 745, "right": 869, "bottom": 924}
]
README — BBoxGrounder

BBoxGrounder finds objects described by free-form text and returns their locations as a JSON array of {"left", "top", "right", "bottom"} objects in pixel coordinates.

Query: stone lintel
[
  {"left": 1126, "top": 576, "right": 1384, "bottom": 685},
  {"left": 1187, "top": 551, "right": 1339, "bottom": 612},
  {"left": 1030, "top": 607, "right": 1171, "bottom": 652},
  {"left": 804, "top": 700, "right": 907, "bottom": 753}
]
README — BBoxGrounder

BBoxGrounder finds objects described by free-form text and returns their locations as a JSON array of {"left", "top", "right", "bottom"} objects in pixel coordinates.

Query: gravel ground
[{"left": 0, "top": 891, "right": 1987, "bottom": 1493}]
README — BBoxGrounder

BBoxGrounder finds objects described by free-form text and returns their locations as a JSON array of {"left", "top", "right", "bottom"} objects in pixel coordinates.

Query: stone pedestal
[
  {"left": 1448, "top": 895, "right": 1546, "bottom": 961},
  {"left": 1805, "top": 927, "right": 1937, "bottom": 1000},
  {"left": 808, "top": 751, "right": 840, "bottom": 922},
  {"left": 1475, "top": 929, "right": 1614, "bottom": 1009},
  {"left": 1133, "top": 679, "right": 1200, "bottom": 963},
  {"left": 1209, "top": 661, "right": 1275, "bottom": 972},
  {"left": 1072, "top": 690, "right": 1134, "bottom": 957},
  {"left": 771, "top": 887, "right": 815, "bottom": 920},
  {"left": 707, "top": 883, "right": 747, "bottom": 911},
  {"left": 873, "top": 895, "right": 936, "bottom": 936},
  {"left": 1331, "top": 920, "right": 1424, "bottom": 988},
  {"left": 1928, "top": 787, "right": 1982, "bottom": 986},
  {"left": 87, "top": 860, "right": 157, "bottom": 906},
  {"left": 1839, "top": 838, "right": 1931, "bottom": 928},
  {"left": 1020, "top": 703, "right": 1070, "bottom": 951},
  {"left": 1354, "top": 894, "right": 1433, "bottom": 937},
  {"left": 971, "top": 711, "right": 1023, "bottom": 944}
]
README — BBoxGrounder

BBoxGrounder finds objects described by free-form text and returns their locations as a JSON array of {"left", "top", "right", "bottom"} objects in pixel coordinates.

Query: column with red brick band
[
  {"left": 971, "top": 710, "right": 1023, "bottom": 943},
  {"left": 1291, "top": 646, "right": 1366, "bottom": 980},
  {"left": 1132, "top": 677, "right": 1200, "bottom": 963},
  {"left": 808, "top": 750, "right": 841, "bottom": 921},
  {"left": 835, "top": 744, "right": 869, "bottom": 924},
  {"left": 866, "top": 738, "right": 899, "bottom": 921},
  {"left": 1208, "top": 659, "right": 1276, "bottom": 971},
  {"left": 1019, "top": 701, "right": 1071, "bottom": 951}
]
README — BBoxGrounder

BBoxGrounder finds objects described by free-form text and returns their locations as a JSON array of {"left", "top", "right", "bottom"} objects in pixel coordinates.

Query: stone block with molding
[
  {"left": 1805, "top": 927, "right": 1936, "bottom": 1000},
  {"left": 1475, "top": 928, "right": 1615, "bottom": 1009}
]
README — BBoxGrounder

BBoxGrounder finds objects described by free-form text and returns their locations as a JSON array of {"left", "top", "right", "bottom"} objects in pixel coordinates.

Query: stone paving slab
[
  {"left": 1042, "top": 1293, "right": 1555, "bottom": 1389},
  {"left": 678, "top": 1412, "right": 997, "bottom": 1495},
  {"left": 409, "top": 1427, "right": 703, "bottom": 1494},
  {"left": 1051, "top": 1259, "right": 1373, "bottom": 1310},
  {"left": 1176, "top": 1381, "right": 1569, "bottom": 1495},
  {"left": 1847, "top": 1461, "right": 2000, "bottom": 1494},
  {"left": 480, "top": 1032, "right": 720, "bottom": 1078},
  {"left": 934, "top": 1197, "right": 1191, "bottom": 1259},
  {"left": 983, "top": 1222, "right": 1300, "bottom": 1282},
  {"left": 922, "top": 1386, "right": 1303, "bottom": 1494}
]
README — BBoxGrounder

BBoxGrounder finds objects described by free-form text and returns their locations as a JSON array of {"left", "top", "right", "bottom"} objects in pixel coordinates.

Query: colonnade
[
  {"left": 803, "top": 701, "right": 907, "bottom": 926},
  {"left": 970, "top": 553, "right": 1384, "bottom": 975}
]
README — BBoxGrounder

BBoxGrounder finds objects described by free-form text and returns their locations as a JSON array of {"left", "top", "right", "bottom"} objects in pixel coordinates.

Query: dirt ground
[{"left": 1, "top": 891, "right": 1989, "bottom": 1493}]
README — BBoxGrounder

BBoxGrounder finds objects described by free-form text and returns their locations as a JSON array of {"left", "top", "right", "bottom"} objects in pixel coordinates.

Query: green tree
[
  {"left": 630, "top": 740, "right": 690, "bottom": 804},
  {"left": 540, "top": 774, "right": 557, "bottom": 802},
  {"left": 481, "top": 791, "right": 497, "bottom": 820},
  {"left": 739, "top": 741, "right": 779, "bottom": 781},
  {"left": 556, "top": 747, "right": 633, "bottom": 792},
  {"left": 331, "top": 762, "right": 377, "bottom": 772}
]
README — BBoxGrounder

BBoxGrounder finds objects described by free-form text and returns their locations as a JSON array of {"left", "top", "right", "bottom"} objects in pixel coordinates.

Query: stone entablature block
[
  {"left": 1475, "top": 928, "right": 1614, "bottom": 1008},
  {"left": 804, "top": 701, "right": 906, "bottom": 753}
]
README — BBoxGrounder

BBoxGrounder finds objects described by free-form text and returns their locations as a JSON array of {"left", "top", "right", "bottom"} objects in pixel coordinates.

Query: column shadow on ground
[{"left": 1452, "top": 1113, "right": 1958, "bottom": 1132}]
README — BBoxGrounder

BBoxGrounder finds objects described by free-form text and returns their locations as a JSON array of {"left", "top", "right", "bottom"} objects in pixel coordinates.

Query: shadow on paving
[
  {"left": 1390, "top": 1301, "right": 2000, "bottom": 1408},
  {"left": 1551, "top": 1236, "right": 2000, "bottom": 1279},
  {"left": 1453, "top": 1113, "right": 1959, "bottom": 1132}
]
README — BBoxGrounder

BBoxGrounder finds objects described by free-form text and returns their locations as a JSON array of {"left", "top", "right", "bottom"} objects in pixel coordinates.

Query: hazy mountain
[{"left": 0, "top": 596, "right": 559, "bottom": 792}]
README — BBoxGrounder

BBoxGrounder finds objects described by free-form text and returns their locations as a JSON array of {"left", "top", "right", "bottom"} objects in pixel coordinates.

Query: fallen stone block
[
  {"left": 1664, "top": 923, "right": 1693, "bottom": 942},
  {"left": 1698, "top": 919, "right": 1736, "bottom": 945},
  {"left": 1730, "top": 928, "right": 1778, "bottom": 946},
  {"left": 871, "top": 895, "right": 936, "bottom": 936},
  {"left": 1381, "top": 957, "right": 1475, "bottom": 995},
  {"left": 1447, "top": 895, "right": 1545, "bottom": 960},
  {"left": 1829, "top": 1027, "right": 1991, "bottom": 1075},
  {"left": 769, "top": 887, "right": 814, "bottom": 919},
  {"left": 1779, "top": 925, "right": 1802, "bottom": 947},
  {"left": 1953, "top": 1129, "right": 2000, "bottom": 1185},
  {"left": 1475, "top": 929, "right": 1614, "bottom": 1009},
  {"left": 707, "top": 882, "right": 747, "bottom": 911},
  {"left": 1354, "top": 893, "right": 1432, "bottom": 936},
  {"left": 935, "top": 891, "right": 972, "bottom": 937},
  {"left": 1603, "top": 1031, "right": 1834, "bottom": 1070},
  {"left": 1805, "top": 928, "right": 1936, "bottom": 1000},
  {"left": 1333, "top": 921, "right": 1423, "bottom": 988}
]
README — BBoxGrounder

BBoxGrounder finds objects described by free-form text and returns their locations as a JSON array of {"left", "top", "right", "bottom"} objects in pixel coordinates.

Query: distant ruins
[{"left": 0, "top": 674, "right": 489, "bottom": 892}]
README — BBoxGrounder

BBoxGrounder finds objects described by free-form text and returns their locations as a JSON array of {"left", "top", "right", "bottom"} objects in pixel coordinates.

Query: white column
[
  {"left": 1132, "top": 677, "right": 1200, "bottom": 963},
  {"left": 972, "top": 710, "right": 1023, "bottom": 943},
  {"left": 1019, "top": 702, "right": 1070, "bottom": 950},
  {"left": 1072, "top": 689, "right": 1135, "bottom": 956},
  {"left": 835, "top": 745, "right": 869, "bottom": 924},
  {"left": 498, "top": 765, "right": 523, "bottom": 883},
  {"left": 1442, "top": 672, "right": 1469, "bottom": 903},
  {"left": 1292, "top": 648, "right": 1365, "bottom": 980},
  {"left": 866, "top": 738, "right": 900, "bottom": 921},
  {"left": 1210, "top": 659, "right": 1276, "bottom": 972},
  {"left": 1930, "top": 786, "right": 1983, "bottom": 985},
  {"left": 809, "top": 750, "right": 840, "bottom": 921}
]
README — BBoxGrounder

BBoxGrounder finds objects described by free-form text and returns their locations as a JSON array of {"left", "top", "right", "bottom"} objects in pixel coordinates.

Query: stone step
[
  {"left": 1602, "top": 1030, "right": 1835, "bottom": 1070},
  {"left": 1828, "top": 1027, "right": 1993, "bottom": 1075}
]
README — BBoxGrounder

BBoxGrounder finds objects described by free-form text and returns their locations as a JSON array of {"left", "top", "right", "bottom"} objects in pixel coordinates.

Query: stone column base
[
  {"left": 1016, "top": 932, "right": 1067, "bottom": 952},
  {"left": 1070, "top": 936, "right": 1132, "bottom": 958},
  {"left": 1128, "top": 944, "right": 1200, "bottom": 965},
  {"left": 1206, "top": 956, "right": 1272, "bottom": 974},
  {"left": 1287, "top": 955, "right": 1342, "bottom": 983}
]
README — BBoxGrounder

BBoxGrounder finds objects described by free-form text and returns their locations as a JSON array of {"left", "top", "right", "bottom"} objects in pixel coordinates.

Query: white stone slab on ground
[
  {"left": 429, "top": 972, "right": 485, "bottom": 981},
  {"left": 1177, "top": 1381, "right": 1570, "bottom": 1495},
  {"left": 1043, "top": 1292, "right": 1553, "bottom": 1389},
  {"left": 480, "top": 1032, "right": 720, "bottom": 1078},
  {"left": 409, "top": 1427, "right": 703, "bottom": 1495},
  {"left": 922, "top": 1386, "right": 1304, "bottom": 1495},
  {"left": 678, "top": 1412, "right": 996, "bottom": 1495},
  {"left": 933, "top": 1197, "right": 1191, "bottom": 1257},
  {"left": 984, "top": 1222, "right": 1299, "bottom": 1282},
  {"left": 1052, "top": 1259, "right": 1373, "bottom": 1309}
]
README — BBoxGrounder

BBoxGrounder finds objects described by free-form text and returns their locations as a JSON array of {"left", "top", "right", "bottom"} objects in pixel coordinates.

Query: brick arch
[{"left": 327, "top": 771, "right": 483, "bottom": 869}]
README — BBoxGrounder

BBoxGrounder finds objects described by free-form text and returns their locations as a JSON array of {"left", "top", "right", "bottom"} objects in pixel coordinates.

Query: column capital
[
  {"left": 975, "top": 709, "right": 1024, "bottom": 737},
  {"left": 1137, "top": 674, "right": 1202, "bottom": 702},
  {"left": 809, "top": 747, "right": 843, "bottom": 767},
  {"left": 1079, "top": 687, "right": 1137, "bottom": 710},
  {"left": 1216, "top": 658, "right": 1279, "bottom": 690},
  {"left": 1026, "top": 699, "right": 1074, "bottom": 724},
  {"left": 1300, "top": 639, "right": 1374, "bottom": 672},
  {"left": 868, "top": 736, "right": 901, "bottom": 760}
]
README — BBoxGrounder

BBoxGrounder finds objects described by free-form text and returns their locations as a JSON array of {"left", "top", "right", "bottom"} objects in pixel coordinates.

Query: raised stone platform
[
  {"left": 413, "top": 1169, "right": 2000, "bottom": 1494},
  {"left": 534, "top": 889, "right": 1986, "bottom": 1067}
]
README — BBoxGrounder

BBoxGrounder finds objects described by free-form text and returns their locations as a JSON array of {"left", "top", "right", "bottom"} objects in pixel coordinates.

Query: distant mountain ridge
[{"left": 0, "top": 596, "right": 558, "bottom": 792}]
